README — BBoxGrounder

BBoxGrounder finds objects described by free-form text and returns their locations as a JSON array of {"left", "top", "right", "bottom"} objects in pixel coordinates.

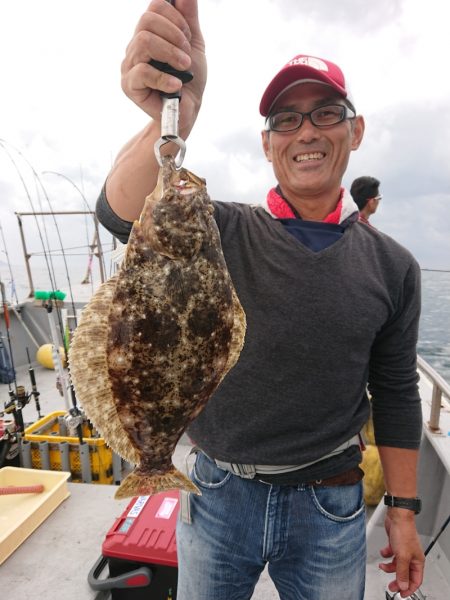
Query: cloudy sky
[{"left": 1, "top": 0, "right": 449, "bottom": 300}]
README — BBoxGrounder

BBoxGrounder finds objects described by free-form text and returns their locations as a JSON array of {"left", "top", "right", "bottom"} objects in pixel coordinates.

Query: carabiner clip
[{"left": 154, "top": 96, "right": 186, "bottom": 169}]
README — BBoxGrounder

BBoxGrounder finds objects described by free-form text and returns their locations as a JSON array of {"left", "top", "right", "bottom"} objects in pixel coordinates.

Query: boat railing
[{"left": 417, "top": 354, "right": 450, "bottom": 433}]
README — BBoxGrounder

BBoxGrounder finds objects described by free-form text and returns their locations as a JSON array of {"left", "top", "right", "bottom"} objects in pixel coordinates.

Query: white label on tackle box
[
  {"left": 155, "top": 497, "right": 178, "bottom": 519},
  {"left": 127, "top": 495, "right": 150, "bottom": 518}
]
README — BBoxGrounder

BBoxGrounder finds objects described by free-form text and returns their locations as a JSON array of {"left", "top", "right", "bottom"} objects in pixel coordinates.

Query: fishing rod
[
  {"left": 0, "top": 377, "right": 41, "bottom": 468},
  {"left": 0, "top": 139, "right": 68, "bottom": 356},
  {"left": 29, "top": 173, "right": 80, "bottom": 365},
  {"left": 32, "top": 167, "right": 78, "bottom": 328},
  {"left": 42, "top": 170, "right": 108, "bottom": 293},
  {"left": 34, "top": 289, "right": 84, "bottom": 445},
  {"left": 0, "top": 138, "right": 78, "bottom": 331},
  {"left": 44, "top": 170, "right": 99, "bottom": 294},
  {"left": 0, "top": 222, "right": 19, "bottom": 304},
  {"left": 0, "top": 140, "right": 88, "bottom": 440},
  {"left": 0, "top": 139, "right": 59, "bottom": 295},
  {"left": 2, "top": 141, "right": 107, "bottom": 453},
  {"left": 26, "top": 347, "right": 43, "bottom": 419},
  {"left": 0, "top": 139, "right": 82, "bottom": 407}
]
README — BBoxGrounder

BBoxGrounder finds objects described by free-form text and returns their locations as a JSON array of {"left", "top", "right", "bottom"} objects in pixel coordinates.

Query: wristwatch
[{"left": 384, "top": 495, "right": 422, "bottom": 514}]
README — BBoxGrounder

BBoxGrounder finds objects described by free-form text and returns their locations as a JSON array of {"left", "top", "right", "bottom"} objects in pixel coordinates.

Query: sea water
[{"left": 418, "top": 270, "right": 450, "bottom": 385}]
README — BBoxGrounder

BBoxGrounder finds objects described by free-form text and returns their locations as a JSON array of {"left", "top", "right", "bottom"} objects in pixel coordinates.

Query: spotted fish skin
[{"left": 71, "top": 156, "right": 246, "bottom": 500}]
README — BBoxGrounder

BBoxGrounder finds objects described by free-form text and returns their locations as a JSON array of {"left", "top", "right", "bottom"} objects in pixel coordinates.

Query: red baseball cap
[{"left": 259, "top": 54, "right": 354, "bottom": 117}]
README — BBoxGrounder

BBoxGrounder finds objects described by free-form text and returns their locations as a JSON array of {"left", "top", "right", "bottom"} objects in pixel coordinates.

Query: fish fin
[
  {"left": 69, "top": 275, "right": 140, "bottom": 466},
  {"left": 114, "top": 466, "right": 201, "bottom": 500}
]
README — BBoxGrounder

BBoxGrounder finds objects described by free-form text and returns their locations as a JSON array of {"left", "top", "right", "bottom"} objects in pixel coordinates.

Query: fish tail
[{"left": 114, "top": 466, "right": 201, "bottom": 500}]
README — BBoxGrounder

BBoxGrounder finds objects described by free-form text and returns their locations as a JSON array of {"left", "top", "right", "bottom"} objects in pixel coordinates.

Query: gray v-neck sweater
[{"left": 96, "top": 193, "right": 422, "bottom": 481}]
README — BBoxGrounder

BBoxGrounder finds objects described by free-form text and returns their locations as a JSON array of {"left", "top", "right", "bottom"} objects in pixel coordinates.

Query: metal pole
[
  {"left": 15, "top": 214, "right": 35, "bottom": 298},
  {"left": 428, "top": 386, "right": 442, "bottom": 432},
  {"left": 93, "top": 215, "right": 106, "bottom": 283}
]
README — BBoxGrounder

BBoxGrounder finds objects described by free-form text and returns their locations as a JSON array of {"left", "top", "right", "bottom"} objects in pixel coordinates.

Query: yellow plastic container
[
  {"left": 0, "top": 467, "right": 70, "bottom": 565},
  {"left": 23, "top": 410, "right": 114, "bottom": 484}
]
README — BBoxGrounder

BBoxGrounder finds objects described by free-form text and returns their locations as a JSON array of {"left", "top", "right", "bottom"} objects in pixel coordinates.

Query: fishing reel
[
  {"left": 0, "top": 416, "right": 17, "bottom": 442},
  {"left": 64, "top": 407, "right": 85, "bottom": 437},
  {"left": 0, "top": 412, "right": 20, "bottom": 467},
  {"left": 385, "top": 591, "right": 426, "bottom": 600},
  {"left": 4, "top": 385, "right": 32, "bottom": 433}
]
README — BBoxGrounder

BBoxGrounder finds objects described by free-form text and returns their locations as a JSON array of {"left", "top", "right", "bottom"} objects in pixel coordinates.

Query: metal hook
[
  {"left": 154, "top": 136, "right": 186, "bottom": 169},
  {"left": 154, "top": 96, "right": 186, "bottom": 169}
]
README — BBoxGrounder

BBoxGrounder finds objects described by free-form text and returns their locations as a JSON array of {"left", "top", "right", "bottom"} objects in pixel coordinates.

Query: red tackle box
[{"left": 88, "top": 491, "right": 179, "bottom": 599}]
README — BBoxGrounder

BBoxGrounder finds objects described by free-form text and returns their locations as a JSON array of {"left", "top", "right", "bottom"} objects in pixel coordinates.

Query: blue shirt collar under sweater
[
  {"left": 278, "top": 218, "right": 347, "bottom": 252},
  {"left": 273, "top": 186, "right": 359, "bottom": 252}
]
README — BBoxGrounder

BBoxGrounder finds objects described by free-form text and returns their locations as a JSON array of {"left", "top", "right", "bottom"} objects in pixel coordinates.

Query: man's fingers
[
  {"left": 408, "top": 559, "right": 424, "bottom": 587},
  {"left": 378, "top": 559, "right": 396, "bottom": 574},
  {"left": 121, "top": 63, "right": 182, "bottom": 102},
  {"left": 135, "top": 3, "right": 191, "bottom": 43},
  {"left": 123, "top": 30, "right": 191, "bottom": 74},
  {"left": 379, "top": 543, "right": 393, "bottom": 558},
  {"left": 380, "top": 554, "right": 425, "bottom": 599},
  {"left": 395, "top": 556, "right": 421, "bottom": 594},
  {"left": 119, "top": 0, "right": 205, "bottom": 118},
  {"left": 124, "top": 26, "right": 191, "bottom": 71}
]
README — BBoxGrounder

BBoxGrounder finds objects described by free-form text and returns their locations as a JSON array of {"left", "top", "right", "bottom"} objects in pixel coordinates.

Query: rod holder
[
  {"left": 112, "top": 452, "right": 123, "bottom": 484},
  {"left": 79, "top": 443, "right": 92, "bottom": 483},
  {"left": 20, "top": 439, "right": 32, "bottom": 469},
  {"left": 39, "top": 441, "right": 50, "bottom": 470},
  {"left": 59, "top": 441, "right": 71, "bottom": 479}
]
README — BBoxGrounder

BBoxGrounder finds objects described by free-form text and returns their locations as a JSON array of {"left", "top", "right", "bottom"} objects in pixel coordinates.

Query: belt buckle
[{"left": 231, "top": 463, "right": 256, "bottom": 479}]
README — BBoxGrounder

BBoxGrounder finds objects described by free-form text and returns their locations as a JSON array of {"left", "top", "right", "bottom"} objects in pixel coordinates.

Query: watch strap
[{"left": 384, "top": 495, "right": 422, "bottom": 514}]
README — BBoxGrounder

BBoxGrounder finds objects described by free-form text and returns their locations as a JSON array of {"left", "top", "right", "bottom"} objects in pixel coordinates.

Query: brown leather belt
[{"left": 307, "top": 466, "right": 364, "bottom": 487}]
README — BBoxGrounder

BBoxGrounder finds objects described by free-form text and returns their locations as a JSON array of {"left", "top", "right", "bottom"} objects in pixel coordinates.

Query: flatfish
[{"left": 69, "top": 156, "right": 246, "bottom": 499}]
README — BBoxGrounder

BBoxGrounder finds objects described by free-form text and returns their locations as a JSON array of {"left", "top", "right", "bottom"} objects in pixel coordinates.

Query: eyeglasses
[{"left": 265, "top": 104, "right": 356, "bottom": 132}]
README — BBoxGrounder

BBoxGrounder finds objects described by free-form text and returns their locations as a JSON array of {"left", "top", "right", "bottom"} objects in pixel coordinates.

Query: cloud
[
  {"left": 344, "top": 98, "right": 450, "bottom": 267},
  {"left": 273, "top": 0, "right": 403, "bottom": 30}
]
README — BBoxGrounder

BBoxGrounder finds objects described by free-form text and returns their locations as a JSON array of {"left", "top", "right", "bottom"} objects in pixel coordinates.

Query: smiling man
[{"left": 96, "top": 2, "right": 424, "bottom": 599}]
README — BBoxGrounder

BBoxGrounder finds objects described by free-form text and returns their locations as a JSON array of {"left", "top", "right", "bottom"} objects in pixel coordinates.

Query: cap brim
[{"left": 259, "top": 65, "right": 347, "bottom": 116}]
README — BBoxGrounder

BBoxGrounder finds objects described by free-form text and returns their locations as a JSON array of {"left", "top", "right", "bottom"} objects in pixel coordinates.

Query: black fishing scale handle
[{"left": 148, "top": 0, "right": 193, "bottom": 98}]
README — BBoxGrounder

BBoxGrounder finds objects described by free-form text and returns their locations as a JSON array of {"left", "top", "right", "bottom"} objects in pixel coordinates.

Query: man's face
[
  {"left": 262, "top": 83, "right": 364, "bottom": 201},
  {"left": 369, "top": 193, "right": 381, "bottom": 215}
]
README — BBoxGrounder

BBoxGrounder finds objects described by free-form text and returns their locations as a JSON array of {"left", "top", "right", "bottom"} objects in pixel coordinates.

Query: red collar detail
[
  {"left": 266, "top": 187, "right": 343, "bottom": 224},
  {"left": 267, "top": 187, "right": 296, "bottom": 218},
  {"left": 358, "top": 214, "right": 372, "bottom": 226}
]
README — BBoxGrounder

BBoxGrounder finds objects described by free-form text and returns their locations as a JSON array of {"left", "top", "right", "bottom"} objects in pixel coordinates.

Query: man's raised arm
[{"left": 105, "top": 0, "right": 207, "bottom": 222}]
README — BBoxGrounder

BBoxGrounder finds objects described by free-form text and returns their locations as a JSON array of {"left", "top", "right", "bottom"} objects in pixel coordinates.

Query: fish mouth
[
  {"left": 162, "top": 155, "right": 205, "bottom": 194},
  {"left": 293, "top": 151, "right": 325, "bottom": 163}
]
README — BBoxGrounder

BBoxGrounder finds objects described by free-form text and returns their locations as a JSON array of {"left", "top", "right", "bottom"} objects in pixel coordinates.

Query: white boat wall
[{"left": 366, "top": 356, "right": 450, "bottom": 600}]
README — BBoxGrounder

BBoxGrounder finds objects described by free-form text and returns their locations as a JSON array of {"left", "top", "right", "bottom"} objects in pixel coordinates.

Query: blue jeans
[{"left": 176, "top": 452, "right": 366, "bottom": 600}]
